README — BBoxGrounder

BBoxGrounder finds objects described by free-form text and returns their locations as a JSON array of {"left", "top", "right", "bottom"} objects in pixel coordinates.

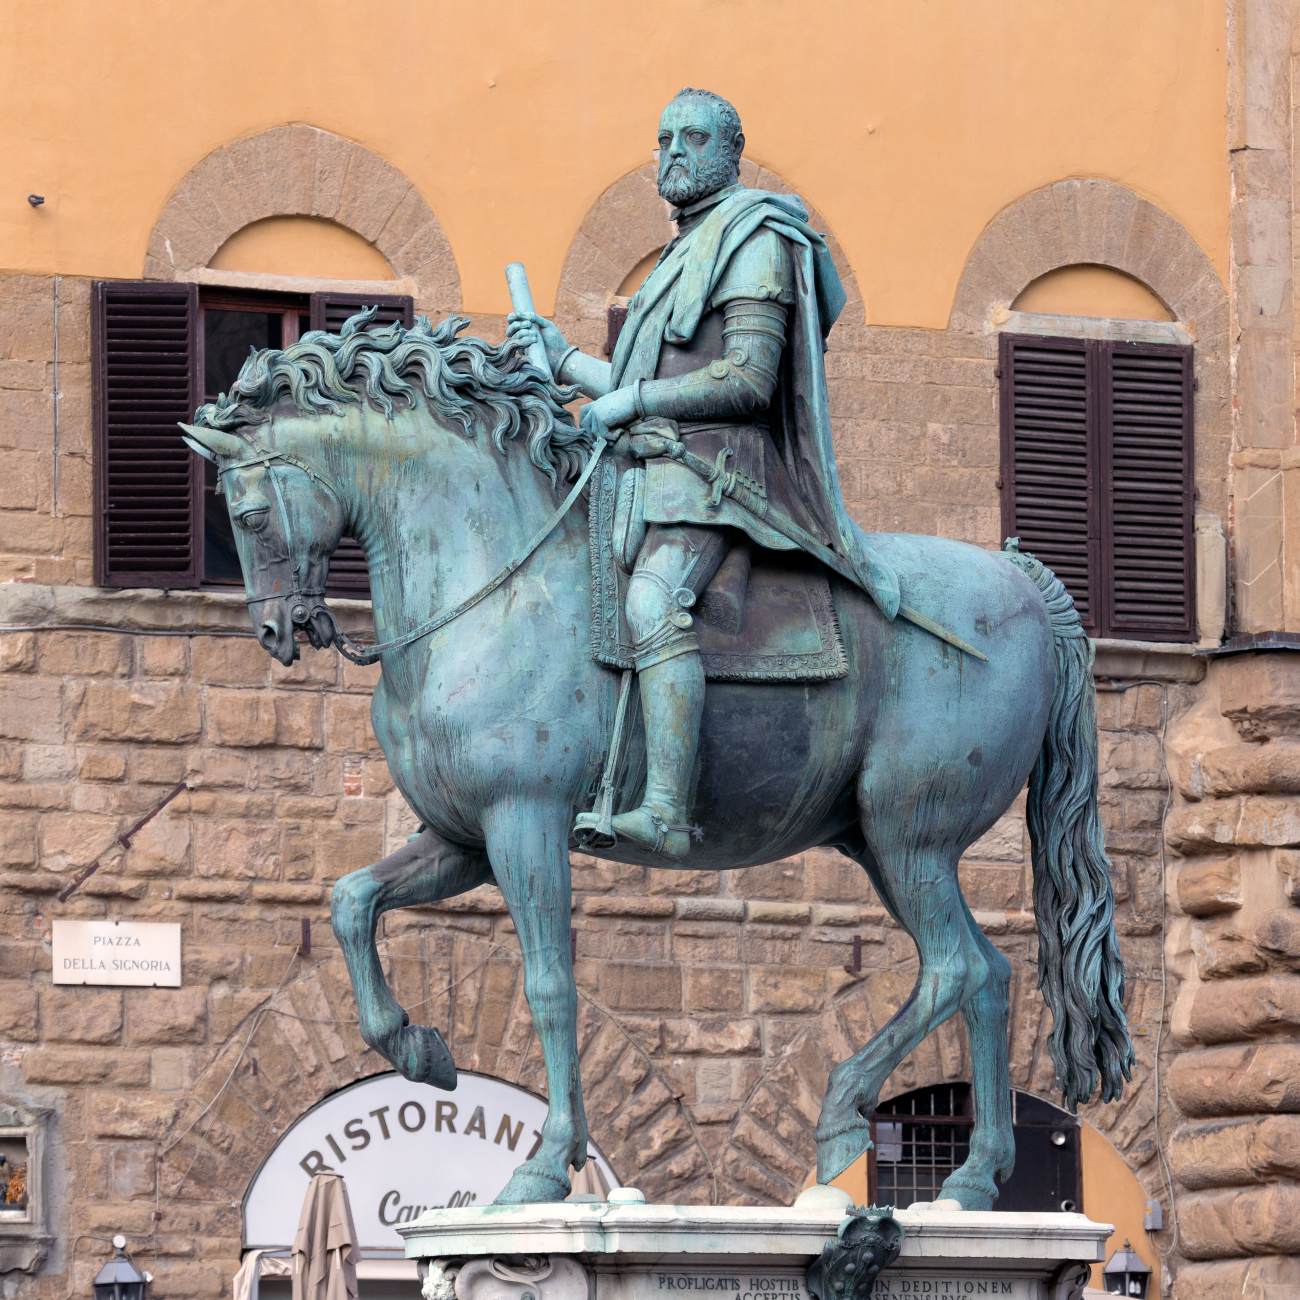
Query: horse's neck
[{"left": 342, "top": 430, "right": 563, "bottom": 645}]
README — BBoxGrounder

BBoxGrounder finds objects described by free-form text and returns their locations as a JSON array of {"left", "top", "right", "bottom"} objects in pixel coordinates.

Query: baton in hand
[{"left": 505, "top": 262, "right": 553, "bottom": 380}]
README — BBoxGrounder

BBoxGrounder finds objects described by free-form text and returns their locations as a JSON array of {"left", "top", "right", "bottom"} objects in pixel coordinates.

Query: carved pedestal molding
[{"left": 400, "top": 1191, "right": 1110, "bottom": 1300}]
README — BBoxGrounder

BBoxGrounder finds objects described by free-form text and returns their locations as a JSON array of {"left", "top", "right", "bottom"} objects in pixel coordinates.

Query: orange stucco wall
[{"left": 1, "top": 1, "right": 1227, "bottom": 324}]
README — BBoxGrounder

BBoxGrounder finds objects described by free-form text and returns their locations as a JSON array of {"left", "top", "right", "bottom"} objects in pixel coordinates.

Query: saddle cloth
[{"left": 588, "top": 458, "right": 848, "bottom": 683}]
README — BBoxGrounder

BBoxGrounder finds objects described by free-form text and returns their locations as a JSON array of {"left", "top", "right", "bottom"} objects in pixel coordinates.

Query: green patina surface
[{"left": 179, "top": 89, "right": 1132, "bottom": 1211}]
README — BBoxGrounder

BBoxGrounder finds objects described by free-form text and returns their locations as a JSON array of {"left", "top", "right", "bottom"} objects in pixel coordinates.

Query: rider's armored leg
[{"left": 607, "top": 526, "right": 728, "bottom": 859}]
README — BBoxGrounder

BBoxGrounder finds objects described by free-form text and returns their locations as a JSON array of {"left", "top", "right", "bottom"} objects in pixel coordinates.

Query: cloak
[{"left": 609, "top": 187, "right": 900, "bottom": 620}]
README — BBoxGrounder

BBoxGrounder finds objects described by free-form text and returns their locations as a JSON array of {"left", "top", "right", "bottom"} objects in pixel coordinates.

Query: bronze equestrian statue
[{"left": 181, "top": 88, "right": 1132, "bottom": 1209}]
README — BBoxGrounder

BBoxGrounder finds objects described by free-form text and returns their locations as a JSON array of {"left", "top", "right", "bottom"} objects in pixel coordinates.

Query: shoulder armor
[{"left": 712, "top": 227, "right": 795, "bottom": 308}]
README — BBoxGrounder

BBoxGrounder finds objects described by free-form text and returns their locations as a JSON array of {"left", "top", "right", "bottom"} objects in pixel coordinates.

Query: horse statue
[{"left": 180, "top": 309, "right": 1133, "bottom": 1208}]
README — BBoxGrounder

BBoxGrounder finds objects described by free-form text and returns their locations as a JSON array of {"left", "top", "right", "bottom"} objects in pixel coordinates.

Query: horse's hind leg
[
  {"left": 330, "top": 827, "right": 490, "bottom": 1088},
  {"left": 815, "top": 844, "right": 988, "bottom": 1194},
  {"left": 941, "top": 919, "right": 1015, "bottom": 1210}
]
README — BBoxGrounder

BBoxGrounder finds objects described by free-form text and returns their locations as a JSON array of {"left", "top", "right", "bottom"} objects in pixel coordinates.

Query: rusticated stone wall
[
  {"left": 0, "top": 605, "right": 1174, "bottom": 1298},
  {"left": 1162, "top": 653, "right": 1300, "bottom": 1298}
]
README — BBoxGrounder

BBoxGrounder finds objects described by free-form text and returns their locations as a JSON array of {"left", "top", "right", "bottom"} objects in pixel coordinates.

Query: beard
[{"left": 658, "top": 152, "right": 738, "bottom": 206}]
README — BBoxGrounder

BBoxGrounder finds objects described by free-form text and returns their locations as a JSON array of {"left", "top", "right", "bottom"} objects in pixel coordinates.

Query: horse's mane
[{"left": 193, "top": 308, "right": 590, "bottom": 485}]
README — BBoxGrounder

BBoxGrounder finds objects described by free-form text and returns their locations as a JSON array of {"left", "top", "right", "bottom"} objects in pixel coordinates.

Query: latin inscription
[{"left": 610, "top": 1274, "right": 1027, "bottom": 1300}]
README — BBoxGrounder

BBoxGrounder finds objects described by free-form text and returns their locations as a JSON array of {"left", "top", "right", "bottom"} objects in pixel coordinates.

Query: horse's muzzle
[{"left": 257, "top": 609, "right": 299, "bottom": 665}]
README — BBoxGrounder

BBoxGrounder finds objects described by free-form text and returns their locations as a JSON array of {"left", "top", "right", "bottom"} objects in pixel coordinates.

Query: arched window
[{"left": 870, "top": 1083, "right": 1081, "bottom": 1213}]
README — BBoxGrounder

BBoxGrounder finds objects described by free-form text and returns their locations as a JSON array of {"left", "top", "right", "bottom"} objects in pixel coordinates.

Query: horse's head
[{"left": 180, "top": 421, "right": 345, "bottom": 664}]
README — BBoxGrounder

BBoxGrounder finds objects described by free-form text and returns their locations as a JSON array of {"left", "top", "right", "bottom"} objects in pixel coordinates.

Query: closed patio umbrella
[{"left": 292, "top": 1171, "right": 360, "bottom": 1300}]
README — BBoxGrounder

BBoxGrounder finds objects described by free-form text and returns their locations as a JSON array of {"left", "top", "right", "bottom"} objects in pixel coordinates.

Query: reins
[{"left": 223, "top": 434, "right": 607, "bottom": 667}]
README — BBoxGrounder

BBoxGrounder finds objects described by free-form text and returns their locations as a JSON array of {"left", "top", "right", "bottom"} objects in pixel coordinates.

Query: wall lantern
[
  {"left": 92, "top": 1235, "right": 147, "bottom": 1300},
  {"left": 1102, "top": 1240, "right": 1152, "bottom": 1298}
]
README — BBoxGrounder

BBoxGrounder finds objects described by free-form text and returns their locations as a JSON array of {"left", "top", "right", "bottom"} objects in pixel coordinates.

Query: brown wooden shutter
[
  {"left": 309, "top": 293, "right": 414, "bottom": 333},
  {"left": 93, "top": 280, "right": 200, "bottom": 588},
  {"left": 308, "top": 294, "right": 413, "bottom": 598},
  {"left": 1101, "top": 342, "right": 1195, "bottom": 641},
  {"left": 999, "top": 334, "right": 1099, "bottom": 633}
]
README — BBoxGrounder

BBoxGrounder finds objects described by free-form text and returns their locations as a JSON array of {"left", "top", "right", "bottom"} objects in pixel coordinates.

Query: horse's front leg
[
  {"left": 330, "top": 827, "right": 490, "bottom": 1088},
  {"left": 483, "top": 799, "right": 588, "bottom": 1204}
]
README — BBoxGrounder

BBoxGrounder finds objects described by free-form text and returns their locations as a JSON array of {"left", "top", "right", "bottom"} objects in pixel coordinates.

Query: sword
[{"left": 630, "top": 420, "right": 988, "bottom": 663}]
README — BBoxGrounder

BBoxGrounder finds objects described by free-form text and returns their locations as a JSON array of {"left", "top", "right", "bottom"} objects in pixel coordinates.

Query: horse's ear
[{"left": 179, "top": 422, "right": 245, "bottom": 462}]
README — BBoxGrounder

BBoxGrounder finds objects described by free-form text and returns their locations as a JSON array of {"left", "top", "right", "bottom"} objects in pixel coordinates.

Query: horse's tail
[{"left": 1004, "top": 539, "right": 1135, "bottom": 1110}]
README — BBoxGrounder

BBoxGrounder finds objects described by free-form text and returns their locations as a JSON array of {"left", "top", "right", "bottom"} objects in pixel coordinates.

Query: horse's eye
[{"left": 237, "top": 507, "right": 270, "bottom": 531}]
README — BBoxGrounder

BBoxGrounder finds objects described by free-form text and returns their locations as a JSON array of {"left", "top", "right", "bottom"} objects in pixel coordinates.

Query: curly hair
[
  {"left": 673, "top": 88, "right": 744, "bottom": 158},
  {"left": 193, "top": 308, "right": 590, "bottom": 485}
]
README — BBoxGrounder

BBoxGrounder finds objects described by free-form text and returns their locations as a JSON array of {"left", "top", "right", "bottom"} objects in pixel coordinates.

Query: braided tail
[{"left": 1004, "top": 539, "right": 1134, "bottom": 1108}]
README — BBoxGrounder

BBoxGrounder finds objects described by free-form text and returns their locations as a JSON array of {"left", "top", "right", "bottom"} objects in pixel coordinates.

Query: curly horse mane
[{"left": 193, "top": 307, "right": 590, "bottom": 485}]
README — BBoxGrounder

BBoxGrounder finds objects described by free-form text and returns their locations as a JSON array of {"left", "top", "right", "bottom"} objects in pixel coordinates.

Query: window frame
[
  {"left": 998, "top": 329, "right": 1196, "bottom": 643},
  {"left": 93, "top": 280, "right": 413, "bottom": 597}
]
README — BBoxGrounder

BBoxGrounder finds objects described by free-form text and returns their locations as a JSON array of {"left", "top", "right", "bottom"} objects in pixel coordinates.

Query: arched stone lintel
[
  {"left": 715, "top": 962, "right": 1162, "bottom": 1207},
  {"left": 949, "top": 178, "right": 1226, "bottom": 337},
  {"left": 145, "top": 123, "right": 461, "bottom": 309},
  {"left": 554, "top": 159, "right": 864, "bottom": 323},
  {"left": 157, "top": 937, "right": 714, "bottom": 1213}
]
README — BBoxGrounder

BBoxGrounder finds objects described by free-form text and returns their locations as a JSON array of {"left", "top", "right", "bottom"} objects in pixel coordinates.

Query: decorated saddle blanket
[{"left": 588, "top": 458, "right": 848, "bottom": 683}]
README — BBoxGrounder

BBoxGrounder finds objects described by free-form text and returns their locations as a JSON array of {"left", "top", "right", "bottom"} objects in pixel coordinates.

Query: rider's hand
[
  {"left": 580, "top": 387, "right": 638, "bottom": 442},
  {"left": 506, "top": 311, "right": 569, "bottom": 373}
]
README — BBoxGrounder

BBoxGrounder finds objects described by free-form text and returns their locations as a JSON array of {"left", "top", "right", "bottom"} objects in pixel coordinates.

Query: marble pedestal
[{"left": 399, "top": 1188, "right": 1111, "bottom": 1300}]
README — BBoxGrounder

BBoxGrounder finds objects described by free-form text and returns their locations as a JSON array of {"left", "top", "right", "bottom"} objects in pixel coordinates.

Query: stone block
[
  {"left": 20, "top": 1045, "right": 151, "bottom": 1087},
  {"left": 87, "top": 1091, "right": 177, "bottom": 1139},
  {"left": 0, "top": 631, "right": 35, "bottom": 672},
  {"left": 0, "top": 981, "right": 37, "bottom": 1039},
  {"left": 191, "top": 636, "right": 269, "bottom": 687},
  {"left": 1177, "top": 857, "right": 1242, "bottom": 915},
  {"left": 38, "top": 630, "right": 130, "bottom": 676},
  {"left": 137, "top": 636, "right": 188, "bottom": 677},
  {"left": 1219, "top": 655, "right": 1300, "bottom": 738},
  {"left": 127, "top": 987, "right": 207, "bottom": 1044},
  {"left": 1193, "top": 917, "right": 1267, "bottom": 979},
  {"left": 749, "top": 965, "right": 825, "bottom": 1012},
  {"left": 39, "top": 811, "right": 119, "bottom": 868},
  {"left": 194, "top": 819, "right": 281, "bottom": 880},
  {"left": 661, "top": 1016, "right": 761, "bottom": 1055},
  {"left": 0, "top": 811, "right": 36, "bottom": 865},
  {"left": 69, "top": 681, "right": 202, "bottom": 743},
  {"left": 685, "top": 966, "right": 743, "bottom": 1012},
  {"left": 325, "top": 694, "right": 376, "bottom": 753},
  {"left": 206, "top": 689, "right": 277, "bottom": 747},
  {"left": 275, "top": 692, "right": 325, "bottom": 748},
  {"left": 78, "top": 748, "right": 128, "bottom": 782},
  {"left": 1169, "top": 1042, "right": 1300, "bottom": 1114},
  {"left": 41, "top": 986, "right": 123, "bottom": 1043},
  {"left": 597, "top": 962, "right": 683, "bottom": 1011},
  {"left": 0, "top": 677, "right": 62, "bottom": 741}
]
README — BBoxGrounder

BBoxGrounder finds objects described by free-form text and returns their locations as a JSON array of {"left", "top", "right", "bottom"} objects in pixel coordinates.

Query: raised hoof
[
  {"left": 395, "top": 1024, "right": 457, "bottom": 1090},
  {"left": 607, "top": 807, "right": 691, "bottom": 860},
  {"left": 493, "top": 1160, "right": 572, "bottom": 1204},
  {"left": 815, "top": 1116, "right": 873, "bottom": 1184}
]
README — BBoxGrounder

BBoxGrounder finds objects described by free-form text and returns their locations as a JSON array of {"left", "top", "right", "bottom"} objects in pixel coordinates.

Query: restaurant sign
[
  {"left": 51, "top": 919, "right": 182, "bottom": 987},
  {"left": 243, "top": 1071, "right": 619, "bottom": 1250}
]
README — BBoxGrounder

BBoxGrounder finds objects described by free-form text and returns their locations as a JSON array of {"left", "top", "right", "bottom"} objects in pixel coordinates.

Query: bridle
[
  {"left": 219, "top": 433, "right": 608, "bottom": 667},
  {"left": 218, "top": 441, "right": 342, "bottom": 635}
]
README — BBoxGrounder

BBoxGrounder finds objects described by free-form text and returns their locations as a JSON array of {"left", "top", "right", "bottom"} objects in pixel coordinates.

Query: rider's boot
[{"left": 607, "top": 650, "right": 703, "bottom": 859}]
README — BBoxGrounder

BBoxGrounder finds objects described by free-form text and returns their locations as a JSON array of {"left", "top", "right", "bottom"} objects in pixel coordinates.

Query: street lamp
[
  {"left": 92, "top": 1235, "right": 147, "bottom": 1300},
  {"left": 1102, "top": 1240, "right": 1152, "bottom": 1298}
]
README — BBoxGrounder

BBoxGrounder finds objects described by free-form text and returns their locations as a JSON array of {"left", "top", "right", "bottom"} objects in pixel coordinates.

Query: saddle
[{"left": 587, "top": 457, "right": 848, "bottom": 683}]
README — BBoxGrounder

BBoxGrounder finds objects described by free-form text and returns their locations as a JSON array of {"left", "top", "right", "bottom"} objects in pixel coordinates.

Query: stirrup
[{"left": 608, "top": 805, "right": 698, "bottom": 859}]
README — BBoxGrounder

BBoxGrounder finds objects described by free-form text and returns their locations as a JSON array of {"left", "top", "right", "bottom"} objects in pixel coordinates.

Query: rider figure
[{"left": 509, "top": 88, "right": 898, "bottom": 860}]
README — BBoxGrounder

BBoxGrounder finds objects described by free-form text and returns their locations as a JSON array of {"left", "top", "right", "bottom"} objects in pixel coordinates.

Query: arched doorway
[{"left": 237, "top": 1070, "right": 618, "bottom": 1297}]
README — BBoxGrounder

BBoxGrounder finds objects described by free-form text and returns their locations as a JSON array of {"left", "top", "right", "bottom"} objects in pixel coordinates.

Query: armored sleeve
[{"left": 635, "top": 300, "right": 788, "bottom": 421}]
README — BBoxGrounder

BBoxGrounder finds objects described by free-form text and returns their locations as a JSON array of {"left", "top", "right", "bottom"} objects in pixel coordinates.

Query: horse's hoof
[
  {"left": 815, "top": 1117, "right": 873, "bottom": 1184},
  {"left": 396, "top": 1024, "right": 457, "bottom": 1090},
  {"left": 493, "top": 1160, "right": 571, "bottom": 1204},
  {"left": 937, "top": 1175, "right": 997, "bottom": 1211}
]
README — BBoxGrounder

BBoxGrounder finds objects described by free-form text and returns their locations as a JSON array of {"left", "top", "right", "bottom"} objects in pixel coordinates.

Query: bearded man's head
[{"left": 656, "top": 89, "right": 744, "bottom": 207}]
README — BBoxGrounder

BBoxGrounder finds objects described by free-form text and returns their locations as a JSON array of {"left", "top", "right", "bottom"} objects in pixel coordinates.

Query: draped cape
[{"left": 609, "top": 187, "right": 900, "bottom": 619}]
